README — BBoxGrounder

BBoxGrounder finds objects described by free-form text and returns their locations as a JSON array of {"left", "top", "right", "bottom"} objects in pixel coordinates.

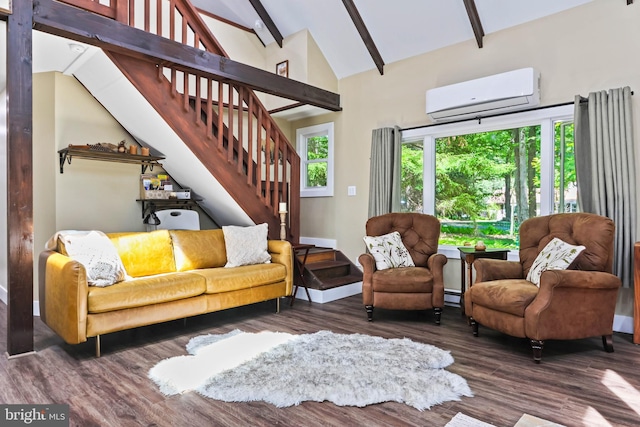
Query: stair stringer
[{"left": 72, "top": 49, "right": 254, "bottom": 228}]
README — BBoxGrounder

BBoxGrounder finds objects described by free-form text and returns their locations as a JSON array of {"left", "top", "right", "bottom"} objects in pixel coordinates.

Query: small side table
[
  {"left": 290, "top": 244, "right": 314, "bottom": 307},
  {"left": 458, "top": 247, "right": 510, "bottom": 315}
]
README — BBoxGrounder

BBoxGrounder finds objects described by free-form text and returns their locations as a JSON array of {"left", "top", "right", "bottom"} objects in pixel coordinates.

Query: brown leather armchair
[
  {"left": 359, "top": 213, "right": 448, "bottom": 324},
  {"left": 464, "top": 213, "right": 621, "bottom": 363}
]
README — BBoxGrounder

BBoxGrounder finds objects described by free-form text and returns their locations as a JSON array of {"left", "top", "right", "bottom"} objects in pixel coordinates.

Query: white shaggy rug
[{"left": 149, "top": 330, "right": 473, "bottom": 411}]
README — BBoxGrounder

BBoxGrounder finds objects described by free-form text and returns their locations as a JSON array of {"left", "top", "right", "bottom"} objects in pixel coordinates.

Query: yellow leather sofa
[{"left": 38, "top": 229, "right": 293, "bottom": 356}]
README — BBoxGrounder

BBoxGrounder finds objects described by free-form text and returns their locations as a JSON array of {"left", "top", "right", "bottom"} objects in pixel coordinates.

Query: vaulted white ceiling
[
  {"left": 191, "top": 0, "right": 595, "bottom": 79},
  {"left": 0, "top": 1, "right": 596, "bottom": 92}
]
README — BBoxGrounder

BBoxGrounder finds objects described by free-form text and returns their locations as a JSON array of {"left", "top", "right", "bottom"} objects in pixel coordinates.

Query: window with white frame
[
  {"left": 296, "top": 122, "right": 334, "bottom": 197},
  {"left": 401, "top": 105, "right": 575, "bottom": 250}
]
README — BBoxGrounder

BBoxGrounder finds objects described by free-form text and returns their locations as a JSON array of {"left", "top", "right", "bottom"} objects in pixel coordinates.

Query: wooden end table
[
  {"left": 290, "top": 244, "right": 314, "bottom": 307},
  {"left": 458, "top": 246, "right": 510, "bottom": 315}
]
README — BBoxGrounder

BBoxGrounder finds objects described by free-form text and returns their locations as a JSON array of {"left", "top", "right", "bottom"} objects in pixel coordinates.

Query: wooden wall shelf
[
  {"left": 136, "top": 198, "right": 203, "bottom": 218},
  {"left": 58, "top": 147, "right": 165, "bottom": 173}
]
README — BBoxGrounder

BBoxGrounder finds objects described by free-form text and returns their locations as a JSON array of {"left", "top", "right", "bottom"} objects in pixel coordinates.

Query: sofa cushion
[
  {"left": 87, "top": 272, "right": 206, "bottom": 313},
  {"left": 108, "top": 230, "right": 176, "bottom": 277},
  {"left": 467, "top": 279, "right": 539, "bottom": 317},
  {"left": 371, "top": 267, "right": 433, "bottom": 293},
  {"left": 170, "top": 229, "right": 227, "bottom": 271},
  {"left": 193, "top": 263, "right": 287, "bottom": 294}
]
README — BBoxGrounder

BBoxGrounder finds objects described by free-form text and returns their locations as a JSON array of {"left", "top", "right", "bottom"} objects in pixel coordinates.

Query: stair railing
[{"left": 57, "top": 0, "right": 300, "bottom": 240}]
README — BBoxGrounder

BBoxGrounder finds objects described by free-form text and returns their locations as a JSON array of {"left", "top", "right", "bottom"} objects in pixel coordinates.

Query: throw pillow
[
  {"left": 223, "top": 223, "right": 271, "bottom": 267},
  {"left": 60, "top": 230, "right": 128, "bottom": 287},
  {"left": 526, "top": 237, "right": 585, "bottom": 286},
  {"left": 363, "top": 231, "right": 415, "bottom": 270}
]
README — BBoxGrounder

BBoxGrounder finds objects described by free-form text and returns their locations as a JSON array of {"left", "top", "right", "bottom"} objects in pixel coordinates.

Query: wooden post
[{"left": 6, "top": 0, "right": 35, "bottom": 356}]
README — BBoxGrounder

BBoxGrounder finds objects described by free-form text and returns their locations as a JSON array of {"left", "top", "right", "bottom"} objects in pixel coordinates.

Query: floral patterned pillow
[
  {"left": 363, "top": 231, "right": 415, "bottom": 270},
  {"left": 526, "top": 237, "right": 585, "bottom": 286}
]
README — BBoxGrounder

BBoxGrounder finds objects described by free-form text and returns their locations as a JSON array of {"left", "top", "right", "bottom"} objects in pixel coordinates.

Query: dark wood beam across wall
[
  {"left": 33, "top": 0, "right": 341, "bottom": 112},
  {"left": 247, "top": 0, "right": 283, "bottom": 48},
  {"left": 6, "top": 0, "right": 35, "bottom": 356},
  {"left": 463, "top": 0, "right": 485, "bottom": 48},
  {"left": 341, "top": 0, "right": 384, "bottom": 75}
]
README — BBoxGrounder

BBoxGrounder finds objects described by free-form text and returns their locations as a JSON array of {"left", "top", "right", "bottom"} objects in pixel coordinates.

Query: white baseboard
[
  {"left": 292, "top": 281, "right": 362, "bottom": 304},
  {"left": 614, "top": 314, "right": 633, "bottom": 335},
  {"left": 0, "top": 284, "right": 40, "bottom": 316}
]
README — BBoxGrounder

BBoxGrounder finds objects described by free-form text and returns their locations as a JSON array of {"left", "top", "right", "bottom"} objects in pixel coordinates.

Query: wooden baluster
[
  {"left": 183, "top": 71, "right": 189, "bottom": 111},
  {"left": 264, "top": 120, "right": 272, "bottom": 207},
  {"left": 217, "top": 82, "right": 224, "bottom": 150},
  {"left": 128, "top": 0, "right": 135, "bottom": 27},
  {"left": 247, "top": 95, "right": 254, "bottom": 186},
  {"left": 144, "top": 0, "right": 150, "bottom": 32},
  {"left": 170, "top": 68, "right": 177, "bottom": 97},
  {"left": 195, "top": 74, "right": 201, "bottom": 125},
  {"left": 227, "top": 85, "right": 234, "bottom": 163},
  {"left": 237, "top": 86, "right": 244, "bottom": 174},
  {"left": 206, "top": 79, "right": 213, "bottom": 140},
  {"left": 156, "top": 0, "right": 162, "bottom": 37},
  {"left": 169, "top": 0, "right": 175, "bottom": 42},
  {"left": 256, "top": 108, "right": 263, "bottom": 198}
]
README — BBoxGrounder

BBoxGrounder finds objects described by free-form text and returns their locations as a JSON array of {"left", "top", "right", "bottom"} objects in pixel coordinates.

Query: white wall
[{"left": 291, "top": 0, "right": 640, "bottom": 321}]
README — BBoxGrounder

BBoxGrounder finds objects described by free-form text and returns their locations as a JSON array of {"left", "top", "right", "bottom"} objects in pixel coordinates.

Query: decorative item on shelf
[
  {"left": 279, "top": 202, "right": 287, "bottom": 240},
  {"left": 117, "top": 140, "right": 126, "bottom": 153},
  {"left": 141, "top": 147, "right": 150, "bottom": 156},
  {"left": 475, "top": 241, "right": 486, "bottom": 251},
  {"left": 129, "top": 145, "right": 138, "bottom": 155}
]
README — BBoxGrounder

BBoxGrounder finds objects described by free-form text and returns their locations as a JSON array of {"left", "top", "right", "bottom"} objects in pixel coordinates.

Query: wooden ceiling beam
[
  {"left": 247, "top": 0, "right": 284, "bottom": 48},
  {"left": 33, "top": 0, "right": 341, "bottom": 111},
  {"left": 463, "top": 0, "right": 485, "bottom": 49},
  {"left": 341, "top": 0, "right": 385, "bottom": 75}
]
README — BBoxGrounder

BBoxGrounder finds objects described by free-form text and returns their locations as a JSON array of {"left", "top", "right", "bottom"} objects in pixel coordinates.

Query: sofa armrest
[
  {"left": 38, "top": 250, "right": 89, "bottom": 345},
  {"left": 474, "top": 259, "right": 524, "bottom": 283},
  {"left": 358, "top": 253, "right": 376, "bottom": 306},
  {"left": 268, "top": 240, "right": 293, "bottom": 296}
]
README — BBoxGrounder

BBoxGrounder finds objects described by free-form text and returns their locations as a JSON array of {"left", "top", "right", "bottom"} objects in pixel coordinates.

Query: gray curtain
[
  {"left": 574, "top": 87, "right": 636, "bottom": 287},
  {"left": 367, "top": 126, "right": 402, "bottom": 218}
]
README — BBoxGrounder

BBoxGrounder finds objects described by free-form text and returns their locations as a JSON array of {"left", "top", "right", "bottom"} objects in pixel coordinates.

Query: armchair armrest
[
  {"left": 38, "top": 250, "right": 89, "bottom": 345},
  {"left": 268, "top": 240, "right": 294, "bottom": 296},
  {"left": 474, "top": 259, "right": 523, "bottom": 283},
  {"left": 525, "top": 269, "right": 621, "bottom": 340},
  {"left": 359, "top": 253, "right": 376, "bottom": 306}
]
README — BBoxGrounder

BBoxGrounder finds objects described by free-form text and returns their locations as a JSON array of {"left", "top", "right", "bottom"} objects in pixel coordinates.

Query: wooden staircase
[
  {"left": 62, "top": 0, "right": 300, "bottom": 241},
  {"left": 298, "top": 247, "right": 363, "bottom": 291}
]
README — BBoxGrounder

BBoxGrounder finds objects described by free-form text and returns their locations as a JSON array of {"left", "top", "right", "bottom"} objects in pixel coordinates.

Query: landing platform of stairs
[{"left": 291, "top": 281, "right": 362, "bottom": 304}]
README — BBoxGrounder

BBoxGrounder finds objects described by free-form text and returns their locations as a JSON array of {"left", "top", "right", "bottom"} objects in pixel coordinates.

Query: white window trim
[
  {"left": 297, "top": 122, "right": 334, "bottom": 198},
  {"left": 401, "top": 105, "right": 574, "bottom": 258}
]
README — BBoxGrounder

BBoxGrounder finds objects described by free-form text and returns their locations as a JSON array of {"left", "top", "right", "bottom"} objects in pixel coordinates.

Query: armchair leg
[
  {"left": 434, "top": 307, "right": 442, "bottom": 325},
  {"left": 365, "top": 305, "right": 373, "bottom": 321},
  {"left": 470, "top": 318, "right": 478, "bottom": 336},
  {"left": 530, "top": 339, "right": 544, "bottom": 364},
  {"left": 602, "top": 335, "right": 614, "bottom": 353}
]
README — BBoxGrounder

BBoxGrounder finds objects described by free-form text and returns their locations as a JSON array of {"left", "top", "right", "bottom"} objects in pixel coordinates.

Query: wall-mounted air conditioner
[{"left": 426, "top": 68, "right": 540, "bottom": 122}]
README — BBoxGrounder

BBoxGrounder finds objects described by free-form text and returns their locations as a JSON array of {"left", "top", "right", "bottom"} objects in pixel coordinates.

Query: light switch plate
[{"left": 347, "top": 186, "right": 356, "bottom": 196}]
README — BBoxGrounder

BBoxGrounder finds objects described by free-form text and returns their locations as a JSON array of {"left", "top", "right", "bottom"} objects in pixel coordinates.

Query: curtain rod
[{"left": 402, "top": 89, "right": 634, "bottom": 132}]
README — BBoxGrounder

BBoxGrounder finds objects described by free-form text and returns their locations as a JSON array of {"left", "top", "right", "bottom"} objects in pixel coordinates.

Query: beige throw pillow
[
  {"left": 363, "top": 231, "right": 415, "bottom": 270},
  {"left": 526, "top": 237, "right": 585, "bottom": 286},
  {"left": 223, "top": 223, "right": 271, "bottom": 267}
]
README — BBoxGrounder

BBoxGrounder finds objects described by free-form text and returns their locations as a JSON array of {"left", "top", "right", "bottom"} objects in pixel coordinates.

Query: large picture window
[
  {"left": 296, "top": 122, "right": 334, "bottom": 197},
  {"left": 401, "top": 105, "right": 575, "bottom": 249}
]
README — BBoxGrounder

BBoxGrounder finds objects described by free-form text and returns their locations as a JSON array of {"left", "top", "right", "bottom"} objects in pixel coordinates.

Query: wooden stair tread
[
  {"left": 307, "top": 274, "right": 363, "bottom": 290},
  {"left": 306, "top": 260, "right": 350, "bottom": 271}
]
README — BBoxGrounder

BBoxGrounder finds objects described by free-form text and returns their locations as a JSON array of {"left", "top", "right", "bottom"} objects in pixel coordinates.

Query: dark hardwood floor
[{"left": 1, "top": 296, "right": 639, "bottom": 427}]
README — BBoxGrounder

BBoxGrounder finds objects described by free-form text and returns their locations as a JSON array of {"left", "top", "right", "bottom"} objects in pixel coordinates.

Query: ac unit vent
[{"left": 426, "top": 68, "right": 540, "bottom": 122}]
